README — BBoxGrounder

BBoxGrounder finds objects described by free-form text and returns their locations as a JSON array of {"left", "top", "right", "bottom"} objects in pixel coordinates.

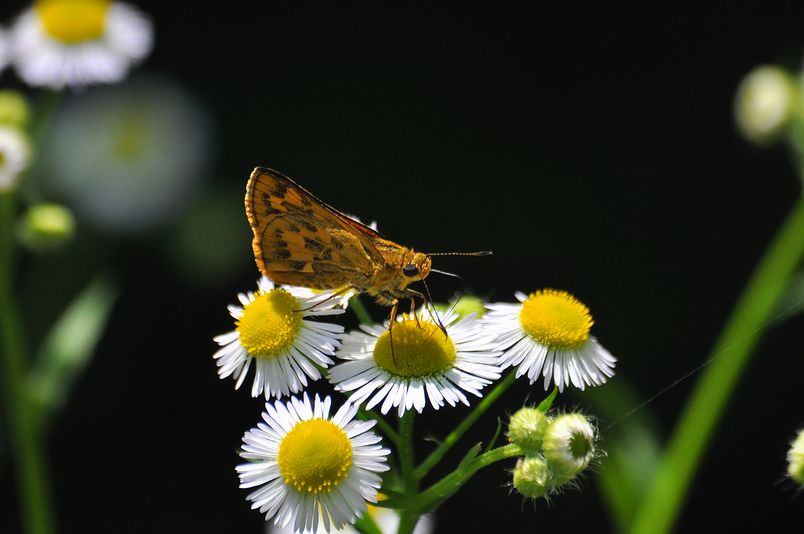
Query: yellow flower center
[
  {"left": 519, "top": 289, "right": 593, "bottom": 349},
  {"left": 36, "top": 0, "right": 110, "bottom": 44},
  {"left": 373, "top": 317, "right": 456, "bottom": 377},
  {"left": 278, "top": 419, "right": 352, "bottom": 494},
  {"left": 236, "top": 289, "right": 301, "bottom": 358}
]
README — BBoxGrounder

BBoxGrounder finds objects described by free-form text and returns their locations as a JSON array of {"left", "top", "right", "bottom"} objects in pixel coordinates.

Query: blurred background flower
[
  {"left": 35, "top": 75, "right": 211, "bottom": 232},
  {"left": 10, "top": 0, "right": 152, "bottom": 89}
]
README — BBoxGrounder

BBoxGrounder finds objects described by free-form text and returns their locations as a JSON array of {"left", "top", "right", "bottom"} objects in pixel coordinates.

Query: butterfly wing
[{"left": 245, "top": 167, "right": 385, "bottom": 289}]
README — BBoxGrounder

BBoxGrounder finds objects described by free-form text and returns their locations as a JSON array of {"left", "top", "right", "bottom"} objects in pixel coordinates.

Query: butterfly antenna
[
  {"left": 426, "top": 251, "right": 493, "bottom": 256},
  {"left": 429, "top": 268, "right": 464, "bottom": 281},
  {"left": 421, "top": 278, "right": 448, "bottom": 338}
]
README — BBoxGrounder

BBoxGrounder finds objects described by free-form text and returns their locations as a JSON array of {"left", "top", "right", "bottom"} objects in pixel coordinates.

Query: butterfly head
[{"left": 401, "top": 252, "right": 432, "bottom": 282}]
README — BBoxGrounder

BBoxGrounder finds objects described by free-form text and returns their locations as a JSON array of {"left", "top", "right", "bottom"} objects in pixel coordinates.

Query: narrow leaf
[
  {"left": 537, "top": 387, "right": 558, "bottom": 412},
  {"left": 27, "top": 276, "right": 116, "bottom": 425}
]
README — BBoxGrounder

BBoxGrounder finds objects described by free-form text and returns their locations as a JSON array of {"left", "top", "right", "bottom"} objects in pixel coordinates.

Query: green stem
[
  {"left": 630, "top": 196, "right": 804, "bottom": 534},
  {"left": 415, "top": 370, "right": 517, "bottom": 479},
  {"left": 396, "top": 411, "right": 419, "bottom": 534},
  {"left": 349, "top": 296, "right": 373, "bottom": 325},
  {"left": 415, "top": 443, "right": 523, "bottom": 514},
  {"left": 358, "top": 407, "right": 400, "bottom": 445},
  {"left": 0, "top": 192, "right": 55, "bottom": 534}
]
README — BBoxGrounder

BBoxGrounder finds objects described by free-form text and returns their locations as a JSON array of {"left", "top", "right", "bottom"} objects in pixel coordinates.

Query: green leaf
[
  {"left": 576, "top": 379, "right": 661, "bottom": 533},
  {"left": 484, "top": 417, "right": 503, "bottom": 453},
  {"left": 27, "top": 276, "right": 116, "bottom": 425},
  {"left": 537, "top": 387, "right": 558, "bottom": 412},
  {"left": 457, "top": 443, "right": 482, "bottom": 470},
  {"left": 776, "top": 270, "right": 804, "bottom": 321}
]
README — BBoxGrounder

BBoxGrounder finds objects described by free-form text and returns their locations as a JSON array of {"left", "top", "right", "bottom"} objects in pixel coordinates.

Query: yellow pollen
[
  {"left": 373, "top": 317, "right": 456, "bottom": 378},
  {"left": 519, "top": 289, "right": 593, "bottom": 349},
  {"left": 236, "top": 289, "right": 301, "bottom": 358},
  {"left": 36, "top": 0, "right": 110, "bottom": 44},
  {"left": 278, "top": 419, "right": 352, "bottom": 494}
]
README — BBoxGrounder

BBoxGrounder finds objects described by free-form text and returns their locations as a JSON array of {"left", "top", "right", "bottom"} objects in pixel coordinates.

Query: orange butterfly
[{"left": 245, "top": 167, "right": 488, "bottom": 323}]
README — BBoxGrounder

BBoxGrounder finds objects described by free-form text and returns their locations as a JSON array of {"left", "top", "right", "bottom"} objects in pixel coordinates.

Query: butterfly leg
[{"left": 388, "top": 298, "right": 401, "bottom": 365}]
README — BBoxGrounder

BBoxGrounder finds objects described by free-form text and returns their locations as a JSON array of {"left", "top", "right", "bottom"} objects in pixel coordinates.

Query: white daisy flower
[
  {"left": 237, "top": 394, "right": 390, "bottom": 533},
  {"left": 213, "top": 277, "right": 345, "bottom": 399},
  {"left": 328, "top": 308, "right": 503, "bottom": 417},
  {"left": 0, "top": 126, "right": 31, "bottom": 192},
  {"left": 10, "top": 0, "right": 153, "bottom": 89},
  {"left": 483, "top": 289, "right": 616, "bottom": 392}
]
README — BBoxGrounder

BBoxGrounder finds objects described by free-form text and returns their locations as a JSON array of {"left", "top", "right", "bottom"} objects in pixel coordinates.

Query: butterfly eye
[{"left": 402, "top": 263, "right": 419, "bottom": 277}]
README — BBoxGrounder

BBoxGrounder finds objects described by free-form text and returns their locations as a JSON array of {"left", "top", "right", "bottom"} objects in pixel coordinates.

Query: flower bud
[
  {"left": 508, "top": 406, "right": 551, "bottom": 454},
  {"left": 734, "top": 65, "right": 796, "bottom": 145},
  {"left": 788, "top": 428, "right": 804, "bottom": 485},
  {"left": 512, "top": 456, "right": 551, "bottom": 499},
  {"left": 0, "top": 91, "right": 30, "bottom": 129},
  {"left": 18, "top": 203, "right": 76, "bottom": 252},
  {"left": 542, "top": 413, "right": 596, "bottom": 483},
  {"left": 0, "top": 126, "right": 31, "bottom": 192}
]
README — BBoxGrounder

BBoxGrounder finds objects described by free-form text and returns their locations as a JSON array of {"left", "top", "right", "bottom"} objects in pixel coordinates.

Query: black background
[{"left": 2, "top": 2, "right": 804, "bottom": 533}]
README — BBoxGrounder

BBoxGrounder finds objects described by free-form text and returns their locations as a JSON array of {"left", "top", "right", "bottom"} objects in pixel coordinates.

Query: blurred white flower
[
  {"left": 10, "top": 0, "right": 152, "bottom": 89},
  {"left": 0, "top": 126, "right": 31, "bottom": 192},
  {"left": 37, "top": 76, "right": 211, "bottom": 232}
]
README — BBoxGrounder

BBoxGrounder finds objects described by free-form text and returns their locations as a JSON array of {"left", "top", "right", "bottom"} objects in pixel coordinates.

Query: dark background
[{"left": 2, "top": 2, "right": 804, "bottom": 532}]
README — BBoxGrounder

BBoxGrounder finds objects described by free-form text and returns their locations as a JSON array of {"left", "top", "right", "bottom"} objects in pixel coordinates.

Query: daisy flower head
[
  {"left": 0, "top": 125, "right": 31, "bottom": 192},
  {"left": 213, "top": 277, "right": 345, "bottom": 399},
  {"left": 237, "top": 394, "right": 390, "bottom": 533},
  {"left": 484, "top": 289, "right": 616, "bottom": 392},
  {"left": 10, "top": 0, "right": 153, "bottom": 89},
  {"left": 328, "top": 308, "right": 503, "bottom": 416}
]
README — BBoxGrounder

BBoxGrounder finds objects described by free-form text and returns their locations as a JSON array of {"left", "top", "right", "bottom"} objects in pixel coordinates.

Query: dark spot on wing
[
  {"left": 274, "top": 248, "right": 291, "bottom": 259},
  {"left": 304, "top": 237, "right": 325, "bottom": 251},
  {"left": 286, "top": 222, "right": 300, "bottom": 233},
  {"left": 289, "top": 260, "right": 307, "bottom": 271}
]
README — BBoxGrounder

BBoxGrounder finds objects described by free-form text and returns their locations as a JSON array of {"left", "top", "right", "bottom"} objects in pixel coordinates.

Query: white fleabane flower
[
  {"left": 0, "top": 126, "right": 31, "bottom": 192},
  {"left": 237, "top": 394, "right": 390, "bottom": 533},
  {"left": 10, "top": 0, "right": 152, "bottom": 89},
  {"left": 329, "top": 309, "right": 502, "bottom": 416},
  {"left": 483, "top": 289, "right": 616, "bottom": 392},
  {"left": 213, "top": 277, "right": 345, "bottom": 399}
]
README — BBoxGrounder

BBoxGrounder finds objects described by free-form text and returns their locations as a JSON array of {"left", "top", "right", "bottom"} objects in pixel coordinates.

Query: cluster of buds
[{"left": 508, "top": 406, "right": 598, "bottom": 499}]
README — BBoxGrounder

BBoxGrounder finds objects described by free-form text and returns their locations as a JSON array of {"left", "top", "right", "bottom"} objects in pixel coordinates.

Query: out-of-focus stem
[{"left": 0, "top": 192, "right": 55, "bottom": 534}]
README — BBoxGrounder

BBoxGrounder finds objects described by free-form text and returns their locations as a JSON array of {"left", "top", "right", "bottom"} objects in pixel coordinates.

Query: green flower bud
[
  {"left": 734, "top": 66, "right": 797, "bottom": 145},
  {"left": 542, "top": 413, "right": 596, "bottom": 483},
  {"left": 787, "top": 429, "right": 804, "bottom": 485},
  {"left": 512, "top": 456, "right": 551, "bottom": 499},
  {"left": 18, "top": 204, "right": 76, "bottom": 252},
  {"left": 508, "top": 406, "right": 551, "bottom": 454},
  {"left": 0, "top": 91, "right": 30, "bottom": 129},
  {"left": 434, "top": 295, "right": 487, "bottom": 320}
]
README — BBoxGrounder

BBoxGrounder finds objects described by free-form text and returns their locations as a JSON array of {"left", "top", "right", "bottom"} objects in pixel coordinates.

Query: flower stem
[
  {"left": 358, "top": 407, "right": 400, "bottom": 445},
  {"left": 415, "top": 443, "right": 523, "bottom": 514},
  {"left": 396, "top": 411, "right": 419, "bottom": 534},
  {"left": 415, "top": 369, "right": 517, "bottom": 479},
  {"left": 349, "top": 296, "right": 373, "bottom": 325},
  {"left": 0, "top": 191, "right": 55, "bottom": 534},
  {"left": 630, "top": 196, "right": 804, "bottom": 534}
]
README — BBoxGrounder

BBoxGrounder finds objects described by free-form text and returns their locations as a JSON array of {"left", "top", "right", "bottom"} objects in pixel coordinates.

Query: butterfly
[{"left": 245, "top": 167, "right": 489, "bottom": 325}]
